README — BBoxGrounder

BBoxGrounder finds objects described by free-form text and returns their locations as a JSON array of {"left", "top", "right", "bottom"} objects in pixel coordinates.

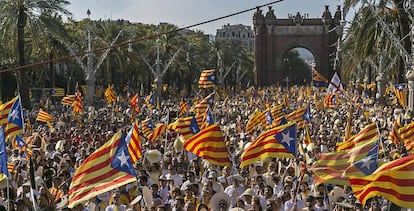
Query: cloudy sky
[{"left": 66, "top": 0, "right": 353, "bottom": 34}]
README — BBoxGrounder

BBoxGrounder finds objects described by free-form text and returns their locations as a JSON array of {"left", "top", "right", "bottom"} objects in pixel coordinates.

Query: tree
[{"left": 0, "top": 0, "right": 71, "bottom": 108}]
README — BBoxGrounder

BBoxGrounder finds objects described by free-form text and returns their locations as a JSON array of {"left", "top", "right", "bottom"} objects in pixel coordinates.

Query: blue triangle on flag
[
  {"left": 266, "top": 111, "right": 272, "bottom": 125},
  {"left": 354, "top": 141, "right": 379, "bottom": 175},
  {"left": 190, "top": 117, "right": 200, "bottom": 134},
  {"left": 274, "top": 124, "right": 297, "bottom": 156},
  {"left": 111, "top": 134, "right": 137, "bottom": 177}
]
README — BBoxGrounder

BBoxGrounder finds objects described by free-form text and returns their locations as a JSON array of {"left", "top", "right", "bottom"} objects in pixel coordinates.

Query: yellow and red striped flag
[
  {"left": 104, "top": 84, "right": 116, "bottom": 105},
  {"left": 324, "top": 93, "right": 337, "bottom": 108},
  {"left": 36, "top": 109, "right": 55, "bottom": 123},
  {"left": 125, "top": 120, "right": 142, "bottom": 163},
  {"left": 245, "top": 109, "right": 261, "bottom": 133},
  {"left": 183, "top": 123, "right": 231, "bottom": 166},
  {"left": 311, "top": 135, "right": 379, "bottom": 185},
  {"left": 240, "top": 123, "right": 297, "bottom": 168},
  {"left": 191, "top": 92, "right": 215, "bottom": 114},
  {"left": 68, "top": 132, "right": 137, "bottom": 208},
  {"left": 336, "top": 123, "right": 378, "bottom": 151},
  {"left": 350, "top": 155, "right": 414, "bottom": 208},
  {"left": 0, "top": 97, "right": 17, "bottom": 126},
  {"left": 286, "top": 106, "right": 311, "bottom": 129},
  {"left": 5, "top": 96, "right": 25, "bottom": 139},
  {"left": 141, "top": 119, "right": 154, "bottom": 140},
  {"left": 179, "top": 99, "right": 188, "bottom": 116},
  {"left": 198, "top": 69, "right": 217, "bottom": 89},
  {"left": 61, "top": 95, "right": 75, "bottom": 106},
  {"left": 389, "top": 116, "right": 403, "bottom": 145},
  {"left": 7, "top": 162, "right": 15, "bottom": 174},
  {"left": 149, "top": 124, "right": 166, "bottom": 142},
  {"left": 174, "top": 116, "right": 201, "bottom": 141},
  {"left": 393, "top": 84, "right": 407, "bottom": 109},
  {"left": 73, "top": 83, "right": 83, "bottom": 113}
]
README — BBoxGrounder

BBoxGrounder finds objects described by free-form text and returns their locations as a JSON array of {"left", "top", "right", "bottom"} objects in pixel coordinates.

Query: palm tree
[
  {"left": 0, "top": 0, "right": 71, "bottom": 108},
  {"left": 343, "top": 0, "right": 410, "bottom": 83}
]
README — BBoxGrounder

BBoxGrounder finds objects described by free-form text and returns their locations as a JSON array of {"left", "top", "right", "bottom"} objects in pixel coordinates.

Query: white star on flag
[
  {"left": 10, "top": 109, "right": 20, "bottom": 121},
  {"left": 359, "top": 156, "right": 375, "bottom": 170},
  {"left": 281, "top": 131, "right": 294, "bottom": 147},
  {"left": 117, "top": 150, "right": 129, "bottom": 167}
]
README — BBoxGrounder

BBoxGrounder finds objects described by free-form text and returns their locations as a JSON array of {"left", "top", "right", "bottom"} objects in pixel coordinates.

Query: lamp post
[{"left": 85, "top": 9, "right": 96, "bottom": 104}]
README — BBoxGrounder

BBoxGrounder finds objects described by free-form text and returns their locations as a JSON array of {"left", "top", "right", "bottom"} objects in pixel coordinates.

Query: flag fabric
[
  {"left": 0, "top": 127, "right": 8, "bottom": 181},
  {"left": 393, "top": 84, "right": 407, "bottom": 109},
  {"left": 12, "top": 135, "right": 28, "bottom": 152},
  {"left": 389, "top": 116, "right": 403, "bottom": 145},
  {"left": 198, "top": 69, "right": 217, "bottom": 88},
  {"left": 141, "top": 119, "right": 154, "bottom": 139},
  {"left": 312, "top": 67, "right": 329, "bottom": 87},
  {"left": 245, "top": 109, "right": 261, "bottom": 133},
  {"left": 7, "top": 162, "right": 15, "bottom": 175},
  {"left": 324, "top": 93, "right": 337, "bottom": 108},
  {"left": 145, "top": 93, "right": 155, "bottom": 110},
  {"left": 183, "top": 123, "right": 231, "bottom": 166},
  {"left": 172, "top": 116, "right": 201, "bottom": 141},
  {"left": 349, "top": 155, "right": 414, "bottom": 208},
  {"left": 73, "top": 83, "right": 83, "bottom": 113},
  {"left": 51, "top": 87, "right": 65, "bottom": 97},
  {"left": 336, "top": 123, "right": 378, "bottom": 151},
  {"left": 179, "top": 99, "right": 189, "bottom": 116},
  {"left": 303, "top": 125, "right": 312, "bottom": 147},
  {"left": 191, "top": 92, "right": 215, "bottom": 114},
  {"left": 203, "top": 107, "right": 215, "bottom": 128},
  {"left": 149, "top": 124, "right": 166, "bottom": 142},
  {"left": 286, "top": 106, "right": 311, "bottom": 128},
  {"left": 61, "top": 95, "right": 75, "bottom": 106},
  {"left": 259, "top": 105, "right": 286, "bottom": 128},
  {"left": 125, "top": 120, "right": 142, "bottom": 163},
  {"left": 68, "top": 132, "right": 137, "bottom": 208},
  {"left": 240, "top": 123, "right": 297, "bottom": 168},
  {"left": 311, "top": 135, "right": 379, "bottom": 185},
  {"left": 327, "top": 72, "right": 343, "bottom": 93},
  {"left": 0, "top": 97, "right": 17, "bottom": 126},
  {"left": 36, "top": 109, "right": 55, "bottom": 123},
  {"left": 104, "top": 84, "right": 116, "bottom": 105},
  {"left": 6, "top": 96, "right": 24, "bottom": 138}
]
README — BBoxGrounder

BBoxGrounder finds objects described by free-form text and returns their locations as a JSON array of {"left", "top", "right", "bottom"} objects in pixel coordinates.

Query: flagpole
[
  {"left": 6, "top": 178, "right": 9, "bottom": 211},
  {"left": 164, "top": 112, "right": 169, "bottom": 155}
]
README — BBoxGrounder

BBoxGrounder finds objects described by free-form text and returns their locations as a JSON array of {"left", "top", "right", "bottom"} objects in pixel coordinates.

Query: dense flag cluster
[{"left": 198, "top": 69, "right": 217, "bottom": 88}]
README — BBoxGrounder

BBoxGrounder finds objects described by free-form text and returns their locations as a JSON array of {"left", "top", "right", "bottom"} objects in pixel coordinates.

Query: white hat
[
  {"left": 231, "top": 174, "right": 244, "bottom": 182},
  {"left": 210, "top": 191, "right": 230, "bottom": 211},
  {"left": 146, "top": 150, "right": 162, "bottom": 163}
]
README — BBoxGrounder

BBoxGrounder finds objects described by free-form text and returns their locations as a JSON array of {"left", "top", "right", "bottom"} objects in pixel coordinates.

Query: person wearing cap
[
  {"left": 159, "top": 175, "right": 172, "bottom": 206},
  {"left": 217, "top": 166, "right": 232, "bottom": 189},
  {"left": 182, "top": 171, "right": 198, "bottom": 192},
  {"left": 240, "top": 188, "right": 255, "bottom": 210},
  {"left": 224, "top": 174, "right": 245, "bottom": 208},
  {"left": 200, "top": 187, "right": 212, "bottom": 209}
]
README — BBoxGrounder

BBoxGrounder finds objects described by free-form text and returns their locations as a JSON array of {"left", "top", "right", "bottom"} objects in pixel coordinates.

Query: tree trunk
[
  {"left": 17, "top": 8, "right": 31, "bottom": 109},
  {"left": 395, "top": 0, "right": 411, "bottom": 83}
]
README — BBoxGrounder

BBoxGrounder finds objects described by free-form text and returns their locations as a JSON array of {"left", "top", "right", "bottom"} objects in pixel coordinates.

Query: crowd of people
[{"left": 1, "top": 84, "right": 412, "bottom": 211}]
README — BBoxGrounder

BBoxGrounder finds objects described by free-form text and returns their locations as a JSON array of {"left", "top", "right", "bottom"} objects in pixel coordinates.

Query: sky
[{"left": 66, "top": 0, "right": 355, "bottom": 35}]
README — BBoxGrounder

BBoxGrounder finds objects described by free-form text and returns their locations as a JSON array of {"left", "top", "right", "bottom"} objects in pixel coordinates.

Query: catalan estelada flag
[
  {"left": 0, "top": 97, "right": 17, "bottom": 126},
  {"left": 51, "top": 87, "right": 65, "bottom": 97},
  {"left": 141, "top": 119, "right": 154, "bottom": 140},
  {"left": 176, "top": 116, "right": 201, "bottom": 141},
  {"left": 149, "top": 124, "right": 166, "bottom": 142},
  {"left": 198, "top": 69, "right": 217, "bottom": 89},
  {"left": 104, "top": 84, "right": 116, "bottom": 105},
  {"left": 324, "top": 93, "right": 337, "bottom": 108},
  {"left": 336, "top": 123, "right": 378, "bottom": 151},
  {"left": 393, "top": 84, "right": 407, "bottom": 109},
  {"left": 6, "top": 96, "right": 24, "bottom": 139},
  {"left": 191, "top": 92, "right": 215, "bottom": 114},
  {"left": 350, "top": 155, "right": 414, "bottom": 208},
  {"left": 125, "top": 120, "right": 142, "bottom": 163},
  {"left": 240, "top": 123, "right": 297, "bottom": 168},
  {"left": 245, "top": 109, "right": 261, "bottom": 133},
  {"left": 184, "top": 123, "right": 231, "bottom": 166},
  {"left": 311, "top": 138, "right": 379, "bottom": 185},
  {"left": 73, "top": 83, "right": 83, "bottom": 113},
  {"left": 68, "top": 132, "right": 137, "bottom": 208},
  {"left": 312, "top": 67, "right": 329, "bottom": 87},
  {"left": 61, "top": 95, "right": 75, "bottom": 106},
  {"left": 286, "top": 106, "right": 311, "bottom": 129},
  {"left": 36, "top": 109, "right": 55, "bottom": 123},
  {"left": 145, "top": 93, "right": 155, "bottom": 110}
]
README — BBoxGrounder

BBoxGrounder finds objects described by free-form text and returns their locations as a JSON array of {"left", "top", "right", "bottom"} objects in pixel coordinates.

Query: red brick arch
[{"left": 253, "top": 5, "right": 342, "bottom": 87}]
